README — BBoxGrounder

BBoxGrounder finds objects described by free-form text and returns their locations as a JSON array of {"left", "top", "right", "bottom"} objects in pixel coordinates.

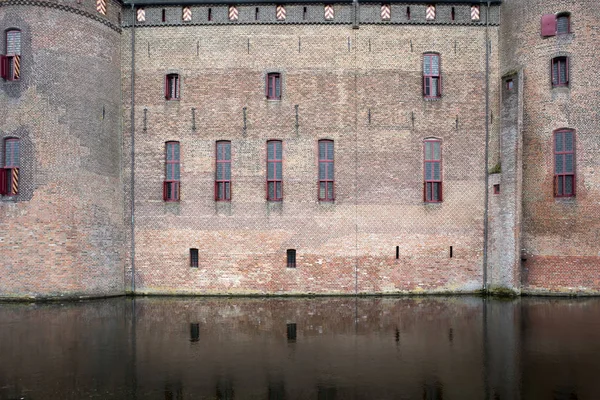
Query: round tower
[
  {"left": 499, "top": 0, "right": 600, "bottom": 294},
  {"left": 0, "top": 0, "right": 125, "bottom": 299}
]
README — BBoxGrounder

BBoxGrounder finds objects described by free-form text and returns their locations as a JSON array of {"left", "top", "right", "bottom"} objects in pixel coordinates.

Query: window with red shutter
[
  {"left": 164, "top": 141, "right": 180, "bottom": 201},
  {"left": 3, "top": 138, "right": 20, "bottom": 196},
  {"left": 215, "top": 141, "right": 231, "bottom": 201},
  {"left": 3, "top": 30, "right": 21, "bottom": 81},
  {"left": 266, "top": 73, "right": 281, "bottom": 100},
  {"left": 541, "top": 14, "right": 557, "bottom": 37},
  {"left": 554, "top": 130, "right": 575, "bottom": 197},
  {"left": 556, "top": 13, "right": 570, "bottom": 34},
  {"left": 424, "top": 139, "right": 442, "bottom": 202},
  {"left": 165, "top": 74, "right": 180, "bottom": 100}
]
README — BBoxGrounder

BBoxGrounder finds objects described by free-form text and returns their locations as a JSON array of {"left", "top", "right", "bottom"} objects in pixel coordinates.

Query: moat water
[{"left": 1, "top": 296, "right": 599, "bottom": 400}]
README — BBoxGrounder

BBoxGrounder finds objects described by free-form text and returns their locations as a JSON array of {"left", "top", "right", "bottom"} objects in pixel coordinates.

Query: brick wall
[
  {"left": 122, "top": 19, "right": 500, "bottom": 294},
  {"left": 0, "top": 2, "right": 126, "bottom": 299},
  {"left": 500, "top": 0, "right": 600, "bottom": 294}
]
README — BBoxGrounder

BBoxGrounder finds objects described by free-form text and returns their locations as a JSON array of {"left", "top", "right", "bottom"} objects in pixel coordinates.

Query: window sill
[{"left": 423, "top": 96, "right": 441, "bottom": 101}]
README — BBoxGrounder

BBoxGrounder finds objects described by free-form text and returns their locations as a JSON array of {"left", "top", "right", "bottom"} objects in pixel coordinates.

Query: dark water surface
[{"left": 1, "top": 297, "right": 599, "bottom": 400}]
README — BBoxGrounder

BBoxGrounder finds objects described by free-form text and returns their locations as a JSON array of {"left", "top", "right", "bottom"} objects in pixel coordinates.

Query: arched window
[
  {"left": 1, "top": 138, "right": 20, "bottom": 196},
  {"left": 164, "top": 141, "right": 180, "bottom": 201},
  {"left": 215, "top": 141, "right": 231, "bottom": 201},
  {"left": 267, "top": 140, "right": 283, "bottom": 201},
  {"left": 318, "top": 140, "right": 334, "bottom": 201},
  {"left": 554, "top": 129, "right": 575, "bottom": 197},
  {"left": 1, "top": 30, "right": 21, "bottom": 81},
  {"left": 424, "top": 139, "right": 442, "bottom": 202}
]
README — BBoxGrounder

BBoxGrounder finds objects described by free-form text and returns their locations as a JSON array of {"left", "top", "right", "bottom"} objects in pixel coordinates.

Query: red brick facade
[{"left": 0, "top": 0, "right": 598, "bottom": 299}]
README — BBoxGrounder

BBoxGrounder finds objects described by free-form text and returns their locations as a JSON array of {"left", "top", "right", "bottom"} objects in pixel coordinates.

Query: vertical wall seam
[
  {"left": 482, "top": 1, "right": 491, "bottom": 291},
  {"left": 130, "top": 3, "right": 136, "bottom": 293}
]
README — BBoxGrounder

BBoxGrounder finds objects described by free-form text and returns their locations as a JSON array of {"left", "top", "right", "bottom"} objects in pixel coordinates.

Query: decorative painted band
[{"left": 0, "top": 0, "right": 122, "bottom": 33}]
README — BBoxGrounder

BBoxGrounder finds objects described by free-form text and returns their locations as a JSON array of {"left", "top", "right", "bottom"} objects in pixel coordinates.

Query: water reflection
[{"left": 0, "top": 297, "right": 599, "bottom": 399}]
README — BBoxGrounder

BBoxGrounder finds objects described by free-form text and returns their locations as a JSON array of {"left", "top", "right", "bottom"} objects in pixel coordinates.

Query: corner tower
[{"left": 0, "top": 0, "right": 125, "bottom": 299}]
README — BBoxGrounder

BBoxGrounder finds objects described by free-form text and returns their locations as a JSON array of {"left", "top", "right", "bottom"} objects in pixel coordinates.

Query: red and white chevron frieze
[
  {"left": 381, "top": 4, "right": 391, "bottom": 20},
  {"left": 276, "top": 5, "right": 286, "bottom": 21},
  {"left": 426, "top": 4, "right": 435, "bottom": 20},
  {"left": 183, "top": 7, "right": 192, "bottom": 21},
  {"left": 228, "top": 6, "right": 239, "bottom": 21},
  {"left": 471, "top": 5, "right": 480, "bottom": 21},
  {"left": 136, "top": 8, "right": 146, "bottom": 22},
  {"left": 324, "top": 4, "right": 334, "bottom": 20},
  {"left": 96, "top": 0, "right": 106, "bottom": 15}
]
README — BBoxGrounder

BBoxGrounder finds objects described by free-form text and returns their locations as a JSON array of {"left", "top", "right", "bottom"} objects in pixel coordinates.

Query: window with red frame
[
  {"left": 318, "top": 140, "right": 334, "bottom": 201},
  {"left": 1, "top": 138, "right": 20, "bottom": 196},
  {"left": 216, "top": 141, "right": 231, "bottom": 201},
  {"left": 1, "top": 30, "right": 21, "bottom": 81},
  {"left": 551, "top": 57, "right": 568, "bottom": 87},
  {"left": 267, "top": 140, "right": 283, "bottom": 201},
  {"left": 424, "top": 139, "right": 442, "bottom": 202},
  {"left": 266, "top": 72, "right": 281, "bottom": 100},
  {"left": 163, "top": 141, "right": 180, "bottom": 201},
  {"left": 554, "top": 130, "right": 575, "bottom": 197},
  {"left": 165, "top": 73, "right": 180, "bottom": 100},
  {"left": 423, "top": 53, "right": 441, "bottom": 98}
]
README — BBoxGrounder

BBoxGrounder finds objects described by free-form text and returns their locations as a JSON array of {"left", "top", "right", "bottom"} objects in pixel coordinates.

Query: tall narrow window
[
  {"left": 406, "top": 6, "right": 411, "bottom": 20},
  {"left": 266, "top": 72, "right": 281, "bottom": 100},
  {"left": 423, "top": 53, "right": 441, "bottom": 98},
  {"left": 165, "top": 74, "right": 180, "bottom": 100},
  {"left": 164, "top": 141, "right": 180, "bottom": 201},
  {"left": 1, "top": 138, "right": 19, "bottom": 196},
  {"left": 551, "top": 57, "right": 568, "bottom": 87},
  {"left": 554, "top": 130, "right": 575, "bottom": 197},
  {"left": 318, "top": 140, "right": 334, "bottom": 201},
  {"left": 215, "top": 141, "right": 231, "bottom": 201},
  {"left": 287, "top": 249, "right": 296, "bottom": 268},
  {"left": 424, "top": 139, "right": 442, "bottom": 202},
  {"left": 267, "top": 140, "right": 283, "bottom": 201},
  {"left": 1, "top": 30, "right": 21, "bottom": 81},
  {"left": 190, "top": 248, "right": 199, "bottom": 268}
]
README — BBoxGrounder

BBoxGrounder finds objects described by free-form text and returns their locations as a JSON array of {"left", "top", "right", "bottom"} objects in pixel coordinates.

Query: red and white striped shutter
[
  {"left": 183, "top": 7, "right": 192, "bottom": 21},
  {"left": 324, "top": 4, "right": 334, "bottom": 20},
  {"left": 137, "top": 8, "right": 146, "bottom": 22},
  {"left": 228, "top": 6, "right": 239, "bottom": 21},
  {"left": 381, "top": 4, "right": 391, "bottom": 20},
  {"left": 12, "top": 55, "right": 20, "bottom": 80},
  {"left": 276, "top": 5, "right": 286, "bottom": 21},
  {"left": 541, "top": 14, "right": 557, "bottom": 37},
  {"left": 426, "top": 5, "right": 435, "bottom": 20},
  {"left": 471, "top": 5, "right": 480, "bottom": 21},
  {"left": 10, "top": 168, "right": 18, "bottom": 195},
  {"left": 96, "top": 0, "right": 106, "bottom": 15}
]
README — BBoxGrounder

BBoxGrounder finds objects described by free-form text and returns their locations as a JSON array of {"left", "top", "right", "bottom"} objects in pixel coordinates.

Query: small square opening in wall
[
  {"left": 506, "top": 79, "right": 514, "bottom": 90},
  {"left": 493, "top": 184, "right": 500, "bottom": 194},
  {"left": 287, "top": 249, "right": 296, "bottom": 268}
]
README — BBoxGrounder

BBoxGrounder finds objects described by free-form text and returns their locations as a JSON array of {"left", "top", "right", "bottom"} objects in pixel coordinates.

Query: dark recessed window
[
  {"left": 423, "top": 53, "right": 441, "bottom": 98},
  {"left": 267, "top": 140, "right": 283, "bottom": 201},
  {"left": 164, "top": 141, "right": 180, "bottom": 202},
  {"left": 556, "top": 14, "right": 570, "bottom": 34},
  {"left": 406, "top": 6, "right": 411, "bottom": 20},
  {"left": 162, "top": 9, "right": 166, "bottom": 22},
  {"left": 255, "top": 7, "right": 260, "bottom": 20},
  {"left": 266, "top": 72, "right": 281, "bottom": 100},
  {"left": 1, "top": 30, "right": 21, "bottom": 81},
  {"left": 165, "top": 73, "right": 180, "bottom": 100},
  {"left": 506, "top": 79, "right": 514, "bottom": 90},
  {"left": 287, "top": 323, "right": 297, "bottom": 342},
  {"left": 190, "top": 248, "right": 199, "bottom": 268},
  {"left": 208, "top": 8, "right": 212, "bottom": 21},
  {"left": 424, "top": 139, "right": 442, "bottom": 203},
  {"left": 551, "top": 57, "right": 569, "bottom": 87},
  {"left": 554, "top": 129, "right": 575, "bottom": 197},
  {"left": 318, "top": 140, "right": 334, "bottom": 201},
  {"left": 215, "top": 141, "right": 231, "bottom": 201},
  {"left": 451, "top": 7, "right": 455, "bottom": 21},
  {"left": 190, "top": 323, "right": 200, "bottom": 342},
  {"left": 493, "top": 184, "right": 500, "bottom": 194},
  {"left": 303, "top": 7, "right": 308, "bottom": 20},
  {"left": 1, "top": 138, "right": 20, "bottom": 196},
  {"left": 287, "top": 249, "right": 296, "bottom": 268}
]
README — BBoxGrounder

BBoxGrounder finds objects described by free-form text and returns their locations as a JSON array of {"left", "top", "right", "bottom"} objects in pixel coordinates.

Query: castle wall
[
  {"left": 0, "top": 1, "right": 126, "bottom": 299},
  {"left": 122, "top": 11, "right": 500, "bottom": 294},
  {"left": 500, "top": 0, "right": 600, "bottom": 294}
]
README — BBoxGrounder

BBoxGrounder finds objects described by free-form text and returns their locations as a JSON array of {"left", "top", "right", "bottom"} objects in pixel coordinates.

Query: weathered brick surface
[
  {"left": 500, "top": 0, "right": 600, "bottom": 294},
  {"left": 122, "top": 21, "right": 498, "bottom": 295},
  {"left": 0, "top": 2, "right": 126, "bottom": 299}
]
